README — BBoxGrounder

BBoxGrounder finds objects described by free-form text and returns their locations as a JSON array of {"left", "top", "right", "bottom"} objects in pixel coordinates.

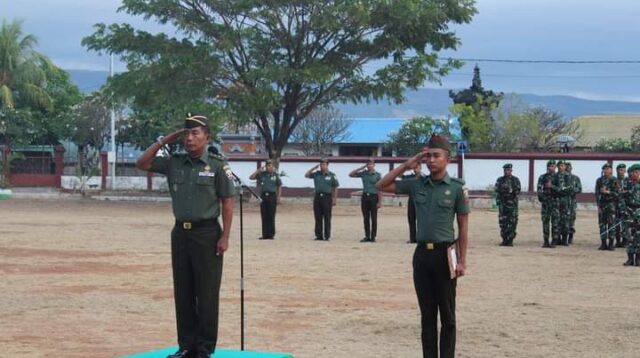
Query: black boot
[
  {"left": 624, "top": 253, "right": 635, "bottom": 266},
  {"left": 506, "top": 238, "right": 514, "bottom": 247},
  {"left": 607, "top": 238, "right": 615, "bottom": 251},
  {"left": 542, "top": 239, "right": 550, "bottom": 248},
  {"left": 635, "top": 254, "right": 640, "bottom": 267},
  {"left": 615, "top": 237, "right": 624, "bottom": 248},
  {"left": 499, "top": 236, "right": 507, "bottom": 246},
  {"left": 568, "top": 233, "right": 573, "bottom": 245},
  {"left": 560, "top": 234, "right": 568, "bottom": 246},
  {"left": 598, "top": 240, "right": 607, "bottom": 250}
]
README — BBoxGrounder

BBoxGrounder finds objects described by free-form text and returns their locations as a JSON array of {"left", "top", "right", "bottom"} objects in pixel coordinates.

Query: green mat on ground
[{"left": 121, "top": 346, "right": 293, "bottom": 358}]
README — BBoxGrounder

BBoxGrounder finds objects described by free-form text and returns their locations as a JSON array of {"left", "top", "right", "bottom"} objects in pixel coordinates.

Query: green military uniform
[
  {"left": 537, "top": 160, "right": 556, "bottom": 248},
  {"left": 595, "top": 163, "right": 621, "bottom": 250},
  {"left": 396, "top": 170, "right": 470, "bottom": 358},
  {"left": 354, "top": 170, "right": 381, "bottom": 241},
  {"left": 566, "top": 162, "right": 582, "bottom": 245},
  {"left": 623, "top": 164, "right": 640, "bottom": 266},
  {"left": 150, "top": 135, "right": 236, "bottom": 355},
  {"left": 309, "top": 166, "right": 339, "bottom": 240},
  {"left": 401, "top": 172, "right": 423, "bottom": 243},
  {"left": 494, "top": 163, "right": 521, "bottom": 246},
  {"left": 256, "top": 165, "right": 282, "bottom": 240},
  {"left": 615, "top": 164, "right": 632, "bottom": 247},
  {"left": 551, "top": 160, "right": 573, "bottom": 246}
]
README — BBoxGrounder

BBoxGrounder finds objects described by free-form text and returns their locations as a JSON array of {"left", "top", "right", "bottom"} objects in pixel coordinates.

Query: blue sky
[{"left": 3, "top": 0, "right": 640, "bottom": 101}]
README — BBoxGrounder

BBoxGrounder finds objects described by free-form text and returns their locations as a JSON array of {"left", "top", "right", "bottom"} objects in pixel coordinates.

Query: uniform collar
[
  {"left": 425, "top": 172, "right": 451, "bottom": 186},
  {"left": 183, "top": 151, "right": 208, "bottom": 164}
]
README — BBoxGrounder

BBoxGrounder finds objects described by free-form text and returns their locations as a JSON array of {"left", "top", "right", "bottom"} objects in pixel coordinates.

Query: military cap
[
  {"left": 427, "top": 134, "right": 450, "bottom": 151},
  {"left": 628, "top": 164, "right": 640, "bottom": 172},
  {"left": 366, "top": 157, "right": 375, "bottom": 164},
  {"left": 185, "top": 112, "right": 208, "bottom": 129},
  {"left": 502, "top": 163, "right": 512, "bottom": 169},
  {"left": 616, "top": 163, "right": 626, "bottom": 169},
  {"left": 602, "top": 162, "right": 612, "bottom": 169},
  {"left": 557, "top": 159, "right": 567, "bottom": 165},
  {"left": 546, "top": 160, "right": 556, "bottom": 166},
  {"left": 265, "top": 159, "right": 274, "bottom": 165},
  {"left": 319, "top": 157, "right": 329, "bottom": 164}
]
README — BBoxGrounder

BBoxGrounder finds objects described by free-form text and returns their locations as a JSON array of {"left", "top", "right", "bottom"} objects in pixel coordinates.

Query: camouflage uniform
[
  {"left": 615, "top": 165, "right": 632, "bottom": 247},
  {"left": 595, "top": 163, "right": 621, "bottom": 250},
  {"left": 566, "top": 163, "right": 582, "bottom": 244},
  {"left": 623, "top": 164, "right": 640, "bottom": 266},
  {"left": 537, "top": 160, "right": 556, "bottom": 248},
  {"left": 495, "top": 163, "right": 521, "bottom": 246},
  {"left": 551, "top": 161, "right": 573, "bottom": 246}
]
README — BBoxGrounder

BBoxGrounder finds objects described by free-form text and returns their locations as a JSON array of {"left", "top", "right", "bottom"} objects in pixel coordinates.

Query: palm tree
[{"left": 0, "top": 19, "right": 53, "bottom": 112}]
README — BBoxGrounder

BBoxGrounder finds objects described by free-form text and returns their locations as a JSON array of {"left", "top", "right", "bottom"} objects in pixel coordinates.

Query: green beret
[
  {"left": 185, "top": 112, "right": 208, "bottom": 129},
  {"left": 265, "top": 159, "right": 274, "bottom": 165},
  {"left": 602, "top": 162, "right": 612, "bottom": 169},
  {"left": 628, "top": 164, "right": 640, "bottom": 172},
  {"left": 557, "top": 159, "right": 566, "bottom": 165},
  {"left": 503, "top": 163, "right": 512, "bottom": 169},
  {"left": 427, "top": 134, "right": 450, "bottom": 151},
  {"left": 546, "top": 160, "right": 556, "bottom": 166},
  {"left": 616, "top": 163, "right": 626, "bottom": 169}
]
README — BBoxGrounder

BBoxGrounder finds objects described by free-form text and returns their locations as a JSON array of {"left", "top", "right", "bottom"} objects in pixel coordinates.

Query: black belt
[
  {"left": 363, "top": 192, "right": 377, "bottom": 196},
  {"left": 316, "top": 192, "right": 331, "bottom": 197},
  {"left": 418, "top": 242, "right": 452, "bottom": 250},
  {"left": 261, "top": 192, "right": 276, "bottom": 196},
  {"left": 175, "top": 218, "right": 217, "bottom": 230}
]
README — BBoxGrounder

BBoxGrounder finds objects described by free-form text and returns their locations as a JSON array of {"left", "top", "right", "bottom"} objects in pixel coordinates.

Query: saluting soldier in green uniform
[
  {"left": 537, "top": 160, "right": 556, "bottom": 248},
  {"left": 623, "top": 164, "right": 640, "bottom": 266},
  {"left": 595, "top": 163, "right": 620, "bottom": 251},
  {"left": 249, "top": 159, "right": 282, "bottom": 240},
  {"left": 349, "top": 159, "right": 382, "bottom": 242},
  {"left": 136, "top": 113, "right": 236, "bottom": 358},
  {"left": 551, "top": 160, "right": 573, "bottom": 246},
  {"left": 305, "top": 158, "right": 339, "bottom": 241},
  {"left": 494, "top": 163, "right": 521, "bottom": 246},
  {"left": 565, "top": 162, "right": 582, "bottom": 245},
  {"left": 377, "top": 134, "right": 469, "bottom": 358},
  {"left": 615, "top": 163, "right": 632, "bottom": 248}
]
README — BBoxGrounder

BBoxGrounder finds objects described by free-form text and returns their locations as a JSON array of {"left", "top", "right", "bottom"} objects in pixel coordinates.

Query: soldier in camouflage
[
  {"left": 566, "top": 162, "right": 582, "bottom": 245},
  {"left": 537, "top": 160, "right": 556, "bottom": 248},
  {"left": 615, "top": 163, "right": 632, "bottom": 248},
  {"left": 494, "top": 163, "right": 521, "bottom": 246},
  {"left": 623, "top": 164, "right": 640, "bottom": 266},
  {"left": 595, "top": 163, "right": 621, "bottom": 251},
  {"left": 551, "top": 160, "right": 573, "bottom": 246}
]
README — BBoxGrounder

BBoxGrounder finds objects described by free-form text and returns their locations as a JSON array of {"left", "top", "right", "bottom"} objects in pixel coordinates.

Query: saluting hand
[{"left": 163, "top": 129, "right": 184, "bottom": 145}]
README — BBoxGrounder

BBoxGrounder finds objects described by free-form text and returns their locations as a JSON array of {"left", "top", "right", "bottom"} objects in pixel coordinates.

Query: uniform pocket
[
  {"left": 438, "top": 198, "right": 455, "bottom": 208},
  {"left": 170, "top": 170, "right": 185, "bottom": 184},
  {"left": 196, "top": 176, "right": 216, "bottom": 186}
]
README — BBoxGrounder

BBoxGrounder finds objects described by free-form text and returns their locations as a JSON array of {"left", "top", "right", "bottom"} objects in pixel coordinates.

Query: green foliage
[
  {"left": 450, "top": 95, "right": 495, "bottom": 151},
  {"left": 387, "top": 115, "right": 454, "bottom": 156},
  {"left": 631, "top": 125, "right": 640, "bottom": 151},
  {"left": 594, "top": 138, "right": 634, "bottom": 152},
  {"left": 0, "top": 151, "right": 24, "bottom": 188},
  {"left": 83, "top": 0, "right": 476, "bottom": 159}
]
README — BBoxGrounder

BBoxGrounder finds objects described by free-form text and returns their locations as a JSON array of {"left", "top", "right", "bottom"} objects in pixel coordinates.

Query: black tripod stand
[{"left": 231, "top": 172, "right": 261, "bottom": 351}]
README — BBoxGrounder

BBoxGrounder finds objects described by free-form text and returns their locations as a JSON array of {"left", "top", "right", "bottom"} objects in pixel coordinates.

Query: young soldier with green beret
[
  {"left": 565, "top": 162, "right": 582, "bottom": 245},
  {"left": 551, "top": 160, "right": 574, "bottom": 246},
  {"left": 305, "top": 158, "right": 339, "bottom": 241},
  {"left": 349, "top": 159, "right": 382, "bottom": 242},
  {"left": 615, "top": 163, "right": 632, "bottom": 247},
  {"left": 596, "top": 162, "right": 621, "bottom": 250},
  {"left": 537, "top": 160, "right": 557, "bottom": 248},
  {"left": 494, "top": 163, "right": 521, "bottom": 246},
  {"left": 623, "top": 164, "right": 640, "bottom": 266},
  {"left": 250, "top": 159, "right": 282, "bottom": 240},
  {"left": 377, "top": 134, "right": 469, "bottom": 358},
  {"left": 136, "top": 112, "right": 236, "bottom": 358}
]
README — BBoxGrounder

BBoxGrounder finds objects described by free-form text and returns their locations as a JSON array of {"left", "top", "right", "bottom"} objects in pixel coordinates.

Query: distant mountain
[{"left": 67, "top": 69, "right": 640, "bottom": 119}]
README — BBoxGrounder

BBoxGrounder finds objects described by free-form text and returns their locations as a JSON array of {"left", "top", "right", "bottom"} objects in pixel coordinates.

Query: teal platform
[{"left": 122, "top": 346, "right": 293, "bottom": 358}]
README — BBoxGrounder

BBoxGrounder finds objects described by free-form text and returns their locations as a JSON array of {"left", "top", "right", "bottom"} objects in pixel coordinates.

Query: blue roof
[{"left": 339, "top": 118, "right": 405, "bottom": 144}]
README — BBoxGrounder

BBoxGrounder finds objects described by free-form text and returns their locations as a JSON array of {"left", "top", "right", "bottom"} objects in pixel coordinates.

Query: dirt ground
[{"left": 0, "top": 198, "right": 638, "bottom": 358}]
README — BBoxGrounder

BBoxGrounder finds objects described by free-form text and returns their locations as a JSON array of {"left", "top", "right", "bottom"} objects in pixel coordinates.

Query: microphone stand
[{"left": 231, "top": 172, "right": 261, "bottom": 351}]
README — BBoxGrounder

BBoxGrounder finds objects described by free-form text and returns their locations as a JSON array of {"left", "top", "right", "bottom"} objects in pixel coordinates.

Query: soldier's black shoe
[
  {"left": 499, "top": 241, "right": 507, "bottom": 246},
  {"left": 598, "top": 241, "right": 607, "bottom": 250},
  {"left": 615, "top": 238, "right": 624, "bottom": 248},
  {"left": 607, "top": 239, "right": 615, "bottom": 251},
  {"left": 560, "top": 235, "right": 569, "bottom": 246},
  {"left": 265, "top": 236, "right": 274, "bottom": 240},
  {"left": 166, "top": 349, "right": 194, "bottom": 358},
  {"left": 324, "top": 237, "right": 331, "bottom": 241},
  {"left": 194, "top": 352, "right": 211, "bottom": 358},
  {"left": 406, "top": 240, "right": 417, "bottom": 244},
  {"left": 506, "top": 240, "right": 513, "bottom": 247},
  {"left": 568, "top": 233, "right": 573, "bottom": 245},
  {"left": 370, "top": 238, "right": 376, "bottom": 243},
  {"left": 542, "top": 240, "right": 551, "bottom": 248},
  {"left": 314, "top": 237, "right": 323, "bottom": 241},
  {"left": 624, "top": 253, "right": 635, "bottom": 266},
  {"left": 635, "top": 255, "right": 640, "bottom": 266},
  {"left": 360, "top": 237, "right": 370, "bottom": 242}
]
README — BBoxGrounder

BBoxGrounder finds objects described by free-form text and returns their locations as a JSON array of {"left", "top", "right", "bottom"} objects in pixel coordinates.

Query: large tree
[
  {"left": 387, "top": 115, "right": 454, "bottom": 156},
  {"left": 290, "top": 106, "right": 351, "bottom": 156},
  {"left": 83, "top": 0, "right": 476, "bottom": 160}
]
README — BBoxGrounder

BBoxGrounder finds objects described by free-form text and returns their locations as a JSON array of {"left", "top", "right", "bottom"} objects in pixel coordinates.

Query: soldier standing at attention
[
  {"left": 305, "top": 158, "right": 339, "bottom": 241},
  {"left": 623, "top": 164, "right": 640, "bottom": 266},
  {"left": 349, "top": 159, "right": 382, "bottom": 243},
  {"left": 551, "top": 160, "right": 574, "bottom": 246},
  {"left": 615, "top": 163, "right": 632, "bottom": 248},
  {"left": 494, "top": 163, "right": 521, "bottom": 246},
  {"left": 596, "top": 163, "right": 620, "bottom": 251},
  {"left": 249, "top": 159, "right": 282, "bottom": 240},
  {"left": 136, "top": 113, "right": 236, "bottom": 358},
  {"left": 401, "top": 163, "right": 424, "bottom": 244},
  {"left": 376, "top": 134, "right": 469, "bottom": 358},
  {"left": 565, "top": 162, "right": 582, "bottom": 245},
  {"left": 537, "top": 160, "right": 556, "bottom": 248}
]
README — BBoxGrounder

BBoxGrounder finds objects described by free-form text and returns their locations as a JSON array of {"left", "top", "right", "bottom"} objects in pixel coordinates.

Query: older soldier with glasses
[{"left": 136, "top": 112, "right": 236, "bottom": 358}]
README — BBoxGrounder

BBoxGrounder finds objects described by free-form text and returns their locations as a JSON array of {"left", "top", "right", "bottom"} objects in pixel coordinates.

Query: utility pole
[{"left": 109, "top": 54, "right": 116, "bottom": 189}]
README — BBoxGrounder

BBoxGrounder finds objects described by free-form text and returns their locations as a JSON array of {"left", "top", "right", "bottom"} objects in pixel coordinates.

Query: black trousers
[
  {"left": 260, "top": 192, "right": 277, "bottom": 238},
  {"left": 361, "top": 193, "right": 378, "bottom": 239},
  {"left": 313, "top": 193, "right": 332, "bottom": 239},
  {"left": 171, "top": 221, "right": 224, "bottom": 354},
  {"left": 408, "top": 198, "right": 417, "bottom": 242},
  {"left": 413, "top": 244, "right": 457, "bottom": 358}
]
